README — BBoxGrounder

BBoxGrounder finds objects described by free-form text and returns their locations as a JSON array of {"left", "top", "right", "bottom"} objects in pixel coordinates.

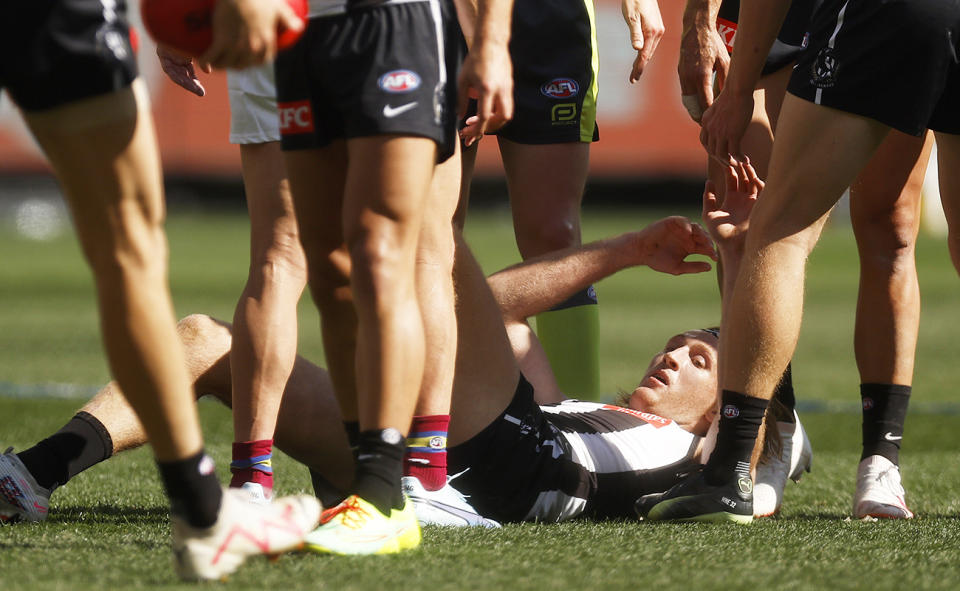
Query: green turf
[{"left": 2, "top": 207, "right": 960, "bottom": 589}]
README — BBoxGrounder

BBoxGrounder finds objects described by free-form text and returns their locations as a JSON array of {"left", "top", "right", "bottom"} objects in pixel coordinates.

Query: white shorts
[{"left": 227, "top": 63, "right": 281, "bottom": 145}]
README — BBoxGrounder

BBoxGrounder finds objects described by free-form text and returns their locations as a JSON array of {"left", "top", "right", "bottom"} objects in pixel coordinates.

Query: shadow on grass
[{"left": 49, "top": 504, "right": 168, "bottom": 525}]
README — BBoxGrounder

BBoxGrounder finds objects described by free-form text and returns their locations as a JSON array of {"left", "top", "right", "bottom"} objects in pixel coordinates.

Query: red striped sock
[
  {"left": 404, "top": 415, "right": 449, "bottom": 491},
  {"left": 229, "top": 439, "right": 274, "bottom": 490}
]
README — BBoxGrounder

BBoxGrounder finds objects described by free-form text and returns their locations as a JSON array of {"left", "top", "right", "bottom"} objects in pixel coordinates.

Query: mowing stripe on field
[{"left": 4, "top": 382, "right": 960, "bottom": 416}]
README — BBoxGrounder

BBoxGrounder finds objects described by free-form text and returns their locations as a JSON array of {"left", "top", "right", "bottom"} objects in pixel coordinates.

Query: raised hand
[
  {"left": 634, "top": 216, "right": 717, "bottom": 276},
  {"left": 702, "top": 160, "right": 763, "bottom": 252}
]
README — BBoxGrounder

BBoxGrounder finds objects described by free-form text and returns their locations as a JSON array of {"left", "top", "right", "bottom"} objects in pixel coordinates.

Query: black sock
[
  {"left": 861, "top": 383, "right": 911, "bottom": 465},
  {"left": 343, "top": 421, "right": 360, "bottom": 457},
  {"left": 705, "top": 391, "right": 769, "bottom": 485},
  {"left": 352, "top": 429, "right": 405, "bottom": 515},
  {"left": 772, "top": 363, "right": 796, "bottom": 421},
  {"left": 17, "top": 411, "right": 113, "bottom": 491},
  {"left": 309, "top": 468, "right": 347, "bottom": 507},
  {"left": 156, "top": 451, "right": 222, "bottom": 529}
]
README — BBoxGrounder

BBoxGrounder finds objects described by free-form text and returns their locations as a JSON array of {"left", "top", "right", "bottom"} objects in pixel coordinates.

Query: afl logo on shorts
[
  {"left": 541, "top": 78, "right": 579, "bottom": 99},
  {"left": 722, "top": 404, "right": 740, "bottom": 419},
  {"left": 862, "top": 397, "right": 875, "bottom": 411},
  {"left": 810, "top": 47, "right": 839, "bottom": 89},
  {"left": 428, "top": 436, "right": 445, "bottom": 449},
  {"left": 379, "top": 70, "right": 421, "bottom": 94}
]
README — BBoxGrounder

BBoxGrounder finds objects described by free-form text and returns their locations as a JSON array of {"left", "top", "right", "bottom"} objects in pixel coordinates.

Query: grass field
[{"left": 2, "top": 205, "right": 960, "bottom": 589}]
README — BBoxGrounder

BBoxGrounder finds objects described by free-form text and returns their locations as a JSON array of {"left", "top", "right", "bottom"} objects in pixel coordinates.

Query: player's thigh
[
  {"left": 849, "top": 131, "right": 930, "bottom": 248},
  {"left": 283, "top": 144, "right": 350, "bottom": 290},
  {"left": 341, "top": 135, "right": 437, "bottom": 250},
  {"left": 499, "top": 139, "right": 589, "bottom": 253},
  {"left": 748, "top": 94, "right": 890, "bottom": 248},
  {"left": 24, "top": 81, "right": 163, "bottom": 256},
  {"left": 420, "top": 144, "right": 461, "bottom": 261}
]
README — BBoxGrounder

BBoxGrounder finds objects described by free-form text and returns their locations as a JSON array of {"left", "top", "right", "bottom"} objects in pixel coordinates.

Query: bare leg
[
  {"left": 24, "top": 81, "right": 200, "bottom": 462},
  {"left": 284, "top": 145, "right": 357, "bottom": 422},
  {"left": 935, "top": 132, "right": 960, "bottom": 275},
  {"left": 850, "top": 131, "right": 930, "bottom": 386},
  {"left": 721, "top": 96, "right": 890, "bottom": 401},
  {"left": 231, "top": 142, "right": 307, "bottom": 445},
  {"left": 500, "top": 139, "right": 599, "bottom": 398},
  {"left": 342, "top": 136, "right": 435, "bottom": 433},
  {"left": 415, "top": 146, "right": 461, "bottom": 418}
]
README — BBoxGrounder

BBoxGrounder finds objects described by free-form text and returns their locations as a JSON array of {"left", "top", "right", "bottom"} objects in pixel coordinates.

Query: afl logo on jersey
[
  {"left": 722, "top": 404, "right": 740, "bottom": 419},
  {"left": 541, "top": 78, "right": 579, "bottom": 99},
  {"left": 379, "top": 70, "right": 421, "bottom": 93}
]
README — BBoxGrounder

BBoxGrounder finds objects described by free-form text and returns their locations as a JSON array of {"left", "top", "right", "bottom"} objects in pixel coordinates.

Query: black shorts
[
  {"left": 494, "top": 0, "right": 599, "bottom": 144},
  {"left": 0, "top": 0, "right": 138, "bottom": 111},
  {"left": 275, "top": 0, "right": 462, "bottom": 162},
  {"left": 788, "top": 0, "right": 960, "bottom": 136},
  {"left": 717, "top": 0, "right": 820, "bottom": 76},
  {"left": 448, "top": 376, "right": 581, "bottom": 523}
]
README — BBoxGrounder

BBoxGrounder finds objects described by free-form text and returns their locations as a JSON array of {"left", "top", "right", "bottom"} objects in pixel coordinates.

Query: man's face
[{"left": 627, "top": 330, "right": 719, "bottom": 435}]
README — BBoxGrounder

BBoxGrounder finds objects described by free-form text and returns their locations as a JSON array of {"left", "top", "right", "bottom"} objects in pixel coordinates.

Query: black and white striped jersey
[
  {"left": 527, "top": 400, "right": 702, "bottom": 521},
  {"left": 449, "top": 379, "right": 703, "bottom": 523}
]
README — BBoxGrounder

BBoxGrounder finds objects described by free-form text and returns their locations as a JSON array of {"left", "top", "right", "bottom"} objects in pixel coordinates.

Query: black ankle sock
[
  {"left": 772, "top": 364, "right": 796, "bottom": 421},
  {"left": 352, "top": 429, "right": 405, "bottom": 515},
  {"left": 343, "top": 421, "right": 360, "bottom": 456},
  {"left": 157, "top": 451, "right": 222, "bottom": 529},
  {"left": 17, "top": 411, "right": 113, "bottom": 490},
  {"left": 861, "top": 383, "right": 911, "bottom": 465},
  {"left": 705, "top": 391, "right": 769, "bottom": 485},
  {"left": 309, "top": 468, "right": 347, "bottom": 507}
]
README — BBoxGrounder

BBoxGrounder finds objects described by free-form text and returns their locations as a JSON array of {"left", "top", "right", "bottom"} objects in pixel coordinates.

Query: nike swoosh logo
[
  {"left": 383, "top": 102, "right": 418, "bottom": 118},
  {"left": 884, "top": 432, "right": 902, "bottom": 441}
]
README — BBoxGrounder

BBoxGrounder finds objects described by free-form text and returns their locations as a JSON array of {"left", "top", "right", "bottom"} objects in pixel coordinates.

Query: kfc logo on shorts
[
  {"left": 716, "top": 17, "right": 737, "bottom": 54},
  {"left": 541, "top": 78, "right": 579, "bottom": 99},
  {"left": 810, "top": 47, "right": 839, "bottom": 89},
  {"left": 278, "top": 100, "right": 315, "bottom": 134},
  {"left": 722, "top": 404, "right": 740, "bottom": 419},
  {"left": 379, "top": 70, "right": 421, "bottom": 93}
]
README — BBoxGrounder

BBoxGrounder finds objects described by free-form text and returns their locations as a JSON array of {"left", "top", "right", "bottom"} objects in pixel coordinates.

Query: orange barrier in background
[{"left": 0, "top": 0, "right": 705, "bottom": 179}]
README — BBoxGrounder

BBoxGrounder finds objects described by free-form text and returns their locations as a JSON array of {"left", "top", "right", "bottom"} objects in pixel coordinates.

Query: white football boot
[
  {"left": 172, "top": 487, "right": 321, "bottom": 581},
  {"left": 0, "top": 447, "right": 52, "bottom": 524},
  {"left": 239, "top": 481, "right": 273, "bottom": 505},
  {"left": 402, "top": 474, "right": 501, "bottom": 528},
  {"left": 853, "top": 455, "right": 913, "bottom": 519},
  {"left": 753, "top": 411, "right": 813, "bottom": 517}
]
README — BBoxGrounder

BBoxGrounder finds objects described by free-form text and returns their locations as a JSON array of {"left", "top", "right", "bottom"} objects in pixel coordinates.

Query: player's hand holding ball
[{"left": 142, "top": 0, "right": 307, "bottom": 68}]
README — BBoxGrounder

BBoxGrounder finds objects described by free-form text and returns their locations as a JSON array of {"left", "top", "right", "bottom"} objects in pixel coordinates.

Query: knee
[
  {"left": 515, "top": 216, "right": 579, "bottom": 258},
  {"left": 250, "top": 229, "right": 308, "bottom": 289},
  {"left": 305, "top": 244, "right": 353, "bottom": 310},
  {"left": 346, "top": 226, "right": 409, "bottom": 304},
  {"left": 81, "top": 202, "right": 167, "bottom": 278},
  {"left": 853, "top": 206, "right": 919, "bottom": 275}
]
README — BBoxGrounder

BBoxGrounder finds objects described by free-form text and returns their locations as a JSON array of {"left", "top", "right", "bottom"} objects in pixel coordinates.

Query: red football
[{"left": 141, "top": 0, "right": 308, "bottom": 58}]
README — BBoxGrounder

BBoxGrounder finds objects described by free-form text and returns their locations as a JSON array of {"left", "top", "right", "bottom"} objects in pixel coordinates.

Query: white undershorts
[{"left": 227, "top": 63, "right": 280, "bottom": 145}]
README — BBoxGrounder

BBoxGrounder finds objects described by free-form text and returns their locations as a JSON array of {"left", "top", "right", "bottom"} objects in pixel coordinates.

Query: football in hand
[{"left": 141, "top": 0, "right": 308, "bottom": 58}]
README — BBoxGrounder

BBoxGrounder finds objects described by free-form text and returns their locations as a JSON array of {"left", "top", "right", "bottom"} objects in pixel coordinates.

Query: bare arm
[
  {"left": 489, "top": 217, "right": 716, "bottom": 325},
  {"left": 699, "top": 0, "right": 791, "bottom": 161},
  {"left": 678, "top": 0, "right": 727, "bottom": 121},
  {"left": 458, "top": 0, "right": 514, "bottom": 145}
]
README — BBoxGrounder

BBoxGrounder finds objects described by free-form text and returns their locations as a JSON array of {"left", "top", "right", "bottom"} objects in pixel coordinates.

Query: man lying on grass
[{"left": 1, "top": 166, "right": 808, "bottom": 524}]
